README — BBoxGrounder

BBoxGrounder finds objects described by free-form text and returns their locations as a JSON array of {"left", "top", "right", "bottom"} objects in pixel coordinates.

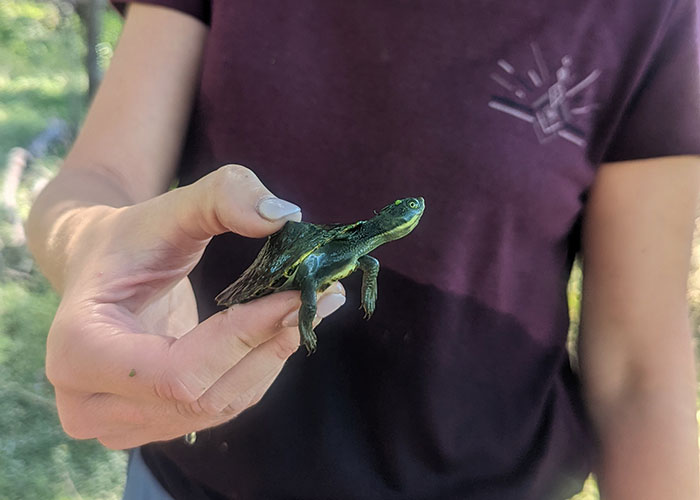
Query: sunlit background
[{"left": 0, "top": 1, "right": 698, "bottom": 499}]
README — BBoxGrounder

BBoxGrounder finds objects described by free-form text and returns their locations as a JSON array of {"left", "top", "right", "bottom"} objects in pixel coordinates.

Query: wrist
[{"left": 26, "top": 169, "right": 129, "bottom": 292}]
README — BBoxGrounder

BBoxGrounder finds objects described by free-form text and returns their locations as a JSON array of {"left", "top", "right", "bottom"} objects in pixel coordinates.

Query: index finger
[
  {"left": 46, "top": 289, "right": 299, "bottom": 402},
  {"left": 154, "top": 289, "right": 303, "bottom": 403}
]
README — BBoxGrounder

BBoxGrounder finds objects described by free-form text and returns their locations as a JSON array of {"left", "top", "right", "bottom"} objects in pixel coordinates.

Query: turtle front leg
[
  {"left": 357, "top": 255, "right": 379, "bottom": 319},
  {"left": 298, "top": 277, "right": 318, "bottom": 354}
]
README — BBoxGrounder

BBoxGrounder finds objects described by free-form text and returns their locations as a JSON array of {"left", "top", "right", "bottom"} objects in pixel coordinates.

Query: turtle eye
[{"left": 408, "top": 200, "right": 418, "bottom": 209}]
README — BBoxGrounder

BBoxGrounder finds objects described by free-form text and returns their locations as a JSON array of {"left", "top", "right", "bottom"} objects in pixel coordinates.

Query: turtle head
[{"left": 372, "top": 197, "right": 425, "bottom": 242}]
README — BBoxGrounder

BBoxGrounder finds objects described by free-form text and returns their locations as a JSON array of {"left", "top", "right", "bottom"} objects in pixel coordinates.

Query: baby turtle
[{"left": 216, "top": 197, "right": 425, "bottom": 353}]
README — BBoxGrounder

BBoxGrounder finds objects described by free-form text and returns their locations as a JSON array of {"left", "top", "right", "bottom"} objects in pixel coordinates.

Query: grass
[
  {"left": 0, "top": 282, "right": 126, "bottom": 500},
  {"left": 0, "top": 2, "right": 127, "bottom": 499},
  {"left": 0, "top": 1, "right": 84, "bottom": 156}
]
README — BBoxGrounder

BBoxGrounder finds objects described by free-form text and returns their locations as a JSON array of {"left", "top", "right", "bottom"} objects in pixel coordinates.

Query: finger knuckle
[
  {"left": 154, "top": 367, "right": 199, "bottom": 405},
  {"left": 192, "top": 397, "right": 223, "bottom": 418},
  {"left": 248, "top": 391, "right": 266, "bottom": 408},
  {"left": 173, "top": 400, "right": 194, "bottom": 419},
  {"left": 60, "top": 413, "right": 95, "bottom": 440},
  {"left": 211, "top": 165, "right": 264, "bottom": 235},
  {"left": 225, "top": 388, "right": 258, "bottom": 416},
  {"left": 171, "top": 397, "right": 219, "bottom": 420},
  {"left": 44, "top": 355, "right": 66, "bottom": 389},
  {"left": 56, "top": 401, "right": 96, "bottom": 440},
  {"left": 97, "top": 436, "right": 131, "bottom": 450},
  {"left": 219, "top": 309, "right": 258, "bottom": 353},
  {"left": 231, "top": 329, "right": 259, "bottom": 355},
  {"left": 217, "top": 164, "right": 257, "bottom": 187},
  {"left": 271, "top": 331, "right": 300, "bottom": 360},
  {"left": 44, "top": 321, "right": 81, "bottom": 390}
]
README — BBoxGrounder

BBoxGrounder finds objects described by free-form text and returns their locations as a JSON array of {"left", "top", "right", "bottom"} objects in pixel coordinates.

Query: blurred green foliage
[
  {"left": 0, "top": 282, "right": 125, "bottom": 500},
  {"left": 0, "top": 1, "right": 124, "bottom": 155},
  {"left": 0, "top": 1, "right": 127, "bottom": 499},
  {"left": 0, "top": 1, "right": 82, "bottom": 157}
]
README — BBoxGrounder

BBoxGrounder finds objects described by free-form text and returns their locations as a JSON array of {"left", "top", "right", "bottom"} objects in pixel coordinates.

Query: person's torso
[{"left": 141, "top": 1, "right": 684, "bottom": 498}]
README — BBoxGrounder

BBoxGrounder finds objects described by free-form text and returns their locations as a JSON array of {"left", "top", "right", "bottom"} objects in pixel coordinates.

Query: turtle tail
[{"left": 214, "top": 282, "right": 241, "bottom": 307}]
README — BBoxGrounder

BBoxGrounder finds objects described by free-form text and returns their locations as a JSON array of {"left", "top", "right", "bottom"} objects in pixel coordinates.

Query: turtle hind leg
[
  {"left": 358, "top": 255, "right": 379, "bottom": 319},
  {"left": 298, "top": 277, "right": 318, "bottom": 354}
]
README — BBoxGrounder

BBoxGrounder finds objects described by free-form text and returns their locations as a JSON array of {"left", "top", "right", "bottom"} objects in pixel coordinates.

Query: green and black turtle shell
[{"left": 215, "top": 219, "right": 363, "bottom": 306}]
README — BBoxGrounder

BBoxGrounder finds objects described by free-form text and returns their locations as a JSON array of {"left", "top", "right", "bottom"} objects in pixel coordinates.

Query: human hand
[{"left": 45, "top": 165, "right": 346, "bottom": 449}]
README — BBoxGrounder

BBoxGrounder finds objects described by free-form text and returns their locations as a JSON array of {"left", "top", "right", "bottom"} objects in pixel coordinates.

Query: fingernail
[
  {"left": 257, "top": 197, "right": 302, "bottom": 222},
  {"left": 324, "top": 281, "right": 345, "bottom": 295},
  {"left": 281, "top": 309, "right": 300, "bottom": 327},
  {"left": 281, "top": 293, "right": 346, "bottom": 327},
  {"left": 316, "top": 293, "right": 346, "bottom": 318}
]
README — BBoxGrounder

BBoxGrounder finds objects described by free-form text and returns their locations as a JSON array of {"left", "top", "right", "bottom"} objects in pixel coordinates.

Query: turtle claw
[
  {"left": 358, "top": 255, "right": 379, "bottom": 321},
  {"left": 360, "top": 302, "right": 375, "bottom": 320},
  {"left": 299, "top": 319, "right": 318, "bottom": 355},
  {"left": 361, "top": 287, "right": 377, "bottom": 320},
  {"left": 303, "top": 332, "right": 317, "bottom": 355}
]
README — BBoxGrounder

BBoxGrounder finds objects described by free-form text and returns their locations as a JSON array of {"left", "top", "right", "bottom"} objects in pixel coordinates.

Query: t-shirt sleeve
[
  {"left": 110, "top": 0, "right": 210, "bottom": 25},
  {"left": 601, "top": 0, "right": 700, "bottom": 162}
]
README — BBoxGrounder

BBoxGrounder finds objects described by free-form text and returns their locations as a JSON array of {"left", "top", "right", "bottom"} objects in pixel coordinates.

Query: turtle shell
[{"left": 215, "top": 219, "right": 363, "bottom": 306}]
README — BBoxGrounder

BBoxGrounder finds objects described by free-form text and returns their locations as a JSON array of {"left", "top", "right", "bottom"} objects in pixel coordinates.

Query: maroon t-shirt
[{"left": 114, "top": 1, "right": 700, "bottom": 498}]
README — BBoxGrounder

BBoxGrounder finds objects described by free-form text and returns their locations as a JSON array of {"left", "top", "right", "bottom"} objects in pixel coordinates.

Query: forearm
[
  {"left": 25, "top": 4, "right": 208, "bottom": 292},
  {"left": 25, "top": 168, "right": 131, "bottom": 292},
  {"left": 584, "top": 323, "right": 699, "bottom": 499},
  {"left": 579, "top": 156, "right": 700, "bottom": 499}
]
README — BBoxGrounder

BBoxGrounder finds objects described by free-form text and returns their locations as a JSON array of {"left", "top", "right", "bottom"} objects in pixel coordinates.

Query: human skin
[
  {"left": 25, "top": 5, "right": 346, "bottom": 449},
  {"left": 26, "top": 4, "right": 700, "bottom": 497},
  {"left": 580, "top": 156, "right": 700, "bottom": 499}
]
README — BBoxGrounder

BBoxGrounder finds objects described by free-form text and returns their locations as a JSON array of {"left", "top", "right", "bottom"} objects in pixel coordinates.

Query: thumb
[{"left": 142, "top": 164, "right": 301, "bottom": 248}]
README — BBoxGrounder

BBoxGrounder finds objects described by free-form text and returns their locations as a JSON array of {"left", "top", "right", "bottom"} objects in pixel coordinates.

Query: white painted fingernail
[
  {"left": 257, "top": 197, "right": 302, "bottom": 221},
  {"left": 316, "top": 293, "right": 346, "bottom": 318},
  {"left": 281, "top": 309, "right": 300, "bottom": 327},
  {"left": 281, "top": 293, "right": 346, "bottom": 327},
  {"left": 325, "top": 281, "right": 345, "bottom": 295}
]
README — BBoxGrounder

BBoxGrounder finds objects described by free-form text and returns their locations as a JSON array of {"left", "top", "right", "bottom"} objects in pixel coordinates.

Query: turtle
[{"left": 215, "top": 197, "right": 425, "bottom": 353}]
